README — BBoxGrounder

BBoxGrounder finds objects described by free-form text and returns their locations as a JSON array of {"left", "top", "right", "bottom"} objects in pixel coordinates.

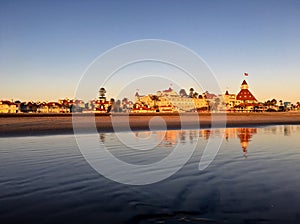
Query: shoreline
[{"left": 1, "top": 112, "right": 300, "bottom": 137}]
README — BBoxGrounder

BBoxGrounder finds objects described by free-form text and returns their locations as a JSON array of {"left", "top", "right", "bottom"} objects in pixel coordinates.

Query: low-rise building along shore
[
  {"left": 0, "top": 101, "right": 18, "bottom": 113},
  {"left": 224, "top": 80, "right": 262, "bottom": 112},
  {"left": 1, "top": 80, "right": 299, "bottom": 114},
  {"left": 134, "top": 87, "right": 209, "bottom": 113}
]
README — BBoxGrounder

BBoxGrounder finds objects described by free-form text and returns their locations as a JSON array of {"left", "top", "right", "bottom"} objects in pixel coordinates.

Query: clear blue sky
[{"left": 1, "top": 0, "right": 299, "bottom": 102}]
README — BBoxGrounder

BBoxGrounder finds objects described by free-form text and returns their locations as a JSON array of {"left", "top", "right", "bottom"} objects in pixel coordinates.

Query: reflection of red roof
[{"left": 236, "top": 89, "right": 257, "bottom": 101}]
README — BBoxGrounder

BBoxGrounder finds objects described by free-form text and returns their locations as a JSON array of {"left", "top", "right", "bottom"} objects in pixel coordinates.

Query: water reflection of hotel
[
  {"left": 100, "top": 126, "right": 296, "bottom": 156},
  {"left": 132, "top": 128, "right": 257, "bottom": 156},
  {"left": 236, "top": 128, "right": 257, "bottom": 157}
]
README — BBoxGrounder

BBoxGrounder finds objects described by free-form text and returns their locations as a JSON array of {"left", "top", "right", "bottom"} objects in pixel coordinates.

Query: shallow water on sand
[{"left": 1, "top": 125, "right": 300, "bottom": 223}]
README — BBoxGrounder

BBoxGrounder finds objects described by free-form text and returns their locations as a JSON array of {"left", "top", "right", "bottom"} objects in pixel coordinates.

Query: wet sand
[{"left": 1, "top": 112, "right": 300, "bottom": 137}]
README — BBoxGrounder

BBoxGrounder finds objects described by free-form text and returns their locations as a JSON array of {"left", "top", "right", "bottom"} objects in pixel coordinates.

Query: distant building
[
  {"left": 86, "top": 88, "right": 112, "bottom": 113},
  {"left": 134, "top": 89, "right": 176, "bottom": 112},
  {"left": 121, "top": 98, "right": 133, "bottom": 112},
  {"left": 38, "top": 102, "right": 63, "bottom": 113},
  {"left": 131, "top": 103, "right": 155, "bottom": 113},
  {"left": 235, "top": 80, "right": 259, "bottom": 112},
  {"left": 0, "top": 100, "right": 18, "bottom": 113},
  {"left": 58, "top": 98, "right": 74, "bottom": 112},
  {"left": 158, "top": 88, "right": 195, "bottom": 112},
  {"left": 224, "top": 90, "right": 237, "bottom": 111},
  {"left": 193, "top": 97, "right": 209, "bottom": 111},
  {"left": 89, "top": 98, "right": 110, "bottom": 113},
  {"left": 135, "top": 87, "right": 208, "bottom": 112}
]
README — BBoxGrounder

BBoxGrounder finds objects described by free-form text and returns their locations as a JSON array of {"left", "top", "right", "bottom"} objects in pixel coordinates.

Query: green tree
[
  {"left": 179, "top": 89, "right": 188, "bottom": 97},
  {"left": 193, "top": 92, "right": 199, "bottom": 98},
  {"left": 150, "top": 95, "right": 160, "bottom": 109},
  {"left": 271, "top": 99, "right": 277, "bottom": 106},
  {"left": 107, "top": 98, "right": 115, "bottom": 113},
  {"left": 189, "top": 88, "right": 194, "bottom": 98}
]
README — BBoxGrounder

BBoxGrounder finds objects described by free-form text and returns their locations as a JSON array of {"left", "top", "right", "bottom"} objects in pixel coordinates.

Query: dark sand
[{"left": 1, "top": 112, "right": 300, "bottom": 137}]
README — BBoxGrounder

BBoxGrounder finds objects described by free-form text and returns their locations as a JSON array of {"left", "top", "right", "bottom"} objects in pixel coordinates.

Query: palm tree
[
  {"left": 193, "top": 92, "right": 199, "bottom": 98},
  {"left": 122, "top": 97, "right": 128, "bottom": 104},
  {"left": 291, "top": 104, "right": 295, "bottom": 111},
  {"left": 265, "top": 100, "right": 271, "bottom": 110},
  {"left": 271, "top": 99, "right": 277, "bottom": 106},
  {"left": 179, "top": 89, "right": 188, "bottom": 97},
  {"left": 189, "top": 88, "right": 194, "bottom": 98},
  {"left": 107, "top": 98, "right": 115, "bottom": 113},
  {"left": 150, "top": 95, "right": 160, "bottom": 109}
]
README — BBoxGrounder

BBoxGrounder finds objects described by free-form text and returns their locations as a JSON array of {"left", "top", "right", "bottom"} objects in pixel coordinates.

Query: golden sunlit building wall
[{"left": 0, "top": 101, "right": 18, "bottom": 113}]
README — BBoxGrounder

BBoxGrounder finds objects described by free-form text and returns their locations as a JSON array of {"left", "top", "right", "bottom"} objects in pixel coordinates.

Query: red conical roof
[
  {"left": 236, "top": 89, "right": 257, "bottom": 101},
  {"left": 237, "top": 80, "right": 257, "bottom": 101}
]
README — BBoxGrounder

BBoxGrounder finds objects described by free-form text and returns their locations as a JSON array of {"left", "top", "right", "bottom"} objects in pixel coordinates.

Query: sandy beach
[{"left": 1, "top": 112, "right": 300, "bottom": 137}]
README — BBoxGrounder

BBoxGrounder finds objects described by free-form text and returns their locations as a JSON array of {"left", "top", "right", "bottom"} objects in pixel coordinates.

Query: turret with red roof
[{"left": 236, "top": 80, "right": 257, "bottom": 102}]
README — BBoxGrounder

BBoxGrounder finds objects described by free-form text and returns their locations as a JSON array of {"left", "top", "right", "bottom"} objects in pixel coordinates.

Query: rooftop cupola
[{"left": 241, "top": 80, "right": 248, "bottom": 90}]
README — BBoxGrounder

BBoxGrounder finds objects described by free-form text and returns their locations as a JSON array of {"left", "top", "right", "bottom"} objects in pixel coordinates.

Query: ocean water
[{"left": 1, "top": 126, "right": 300, "bottom": 224}]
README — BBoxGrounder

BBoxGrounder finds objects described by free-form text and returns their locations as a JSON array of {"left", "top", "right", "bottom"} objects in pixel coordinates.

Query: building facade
[
  {"left": 135, "top": 87, "right": 209, "bottom": 112},
  {"left": 0, "top": 101, "right": 18, "bottom": 113}
]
